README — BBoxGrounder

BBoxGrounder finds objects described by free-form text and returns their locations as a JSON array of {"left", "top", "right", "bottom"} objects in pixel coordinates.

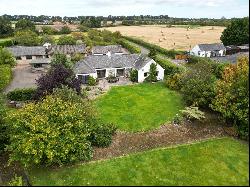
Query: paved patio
[{"left": 85, "top": 77, "right": 135, "bottom": 99}]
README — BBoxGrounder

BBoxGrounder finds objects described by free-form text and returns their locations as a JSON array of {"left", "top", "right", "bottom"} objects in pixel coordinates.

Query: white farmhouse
[
  {"left": 190, "top": 43, "right": 226, "bottom": 58},
  {"left": 74, "top": 54, "right": 164, "bottom": 83}
]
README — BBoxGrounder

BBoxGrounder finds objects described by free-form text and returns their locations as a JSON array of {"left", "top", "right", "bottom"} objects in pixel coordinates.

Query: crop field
[{"left": 100, "top": 25, "right": 226, "bottom": 51}]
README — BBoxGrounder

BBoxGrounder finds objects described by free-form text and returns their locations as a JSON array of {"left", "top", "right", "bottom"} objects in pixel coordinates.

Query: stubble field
[{"left": 101, "top": 25, "right": 226, "bottom": 51}]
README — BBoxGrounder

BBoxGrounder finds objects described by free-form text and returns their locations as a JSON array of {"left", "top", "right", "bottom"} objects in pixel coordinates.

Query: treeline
[
  {"left": 121, "top": 19, "right": 231, "bottom": 27},
  {"left": 1, "top": 14, "right": 236, "bottom": 27}
]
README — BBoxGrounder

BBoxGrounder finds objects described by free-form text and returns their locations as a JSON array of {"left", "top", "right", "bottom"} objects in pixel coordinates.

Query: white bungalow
[
  {"left": 190, "top": 43, "right": 226, "bottom": 58},
  {"left": 74, "top": 54, "right": 164, "bottom": 84}
]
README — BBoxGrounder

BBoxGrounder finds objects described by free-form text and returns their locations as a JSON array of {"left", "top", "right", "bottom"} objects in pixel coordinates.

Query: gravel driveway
[{"left": 4, "top": 61, "right": 43, "bottom": 93}]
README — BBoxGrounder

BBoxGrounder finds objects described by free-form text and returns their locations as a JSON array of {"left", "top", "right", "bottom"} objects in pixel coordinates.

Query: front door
[{"left": 97, "top": 70, "right": 106, "bottom": 78}]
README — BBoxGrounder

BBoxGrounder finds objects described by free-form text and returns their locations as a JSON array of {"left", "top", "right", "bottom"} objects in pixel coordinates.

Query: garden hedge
[
  {"left": 0, "top": 39, "right": 14, "bottom": 47},
  {"left": 7, "top": 88, "right": 36, "bottom": 101},
  {"left": 0, "top": 64, "right": 12, "bottom": 91},
  {"left": 117, "top": 39, "right": 141, "bottom": 54},
  {"left": 123, "top": 36, "right": 184, "bottom": 59},
  {"left": 154, "top": 56, "right": 185, "bottom": 77}
]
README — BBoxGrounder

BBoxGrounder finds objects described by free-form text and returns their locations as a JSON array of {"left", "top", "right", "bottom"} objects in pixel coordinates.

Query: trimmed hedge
[
  {"left": 123, "top": 36, "right": 184, "bottom": 59},
  {"left": 0, "top": 39, "right": 14, "bottom": 47},
  {"left": 7, "top": 88, "right": 36, "bottom": 101},
  {"left": 117, "top": 39, "right": 141, "bottom": 54},
  {"left": 0, "top": 64, "right": 12, "bottom": 91},
  {"left": 155, "top": 56, "right": 185, "bottom": 77}
]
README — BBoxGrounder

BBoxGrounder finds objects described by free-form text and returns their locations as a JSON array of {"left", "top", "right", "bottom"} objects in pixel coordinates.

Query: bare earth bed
[
  {"left": 100, "top": 25, "right": 225, "bottom": 51},
  {"left": 93, "top": 111, "right": 228, "bottom": 161}
]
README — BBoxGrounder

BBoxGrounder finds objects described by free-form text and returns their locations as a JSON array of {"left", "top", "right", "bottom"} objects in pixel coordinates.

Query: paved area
[{"left": 4, "top": 61, "right": 43, "bottom": 93}]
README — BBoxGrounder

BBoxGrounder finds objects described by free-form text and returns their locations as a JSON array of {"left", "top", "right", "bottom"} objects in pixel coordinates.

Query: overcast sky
[{"left": 0, "top": 0, "right": 249, "bottom": 18}]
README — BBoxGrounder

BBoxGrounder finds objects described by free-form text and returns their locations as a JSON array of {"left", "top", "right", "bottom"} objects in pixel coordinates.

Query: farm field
[
  {"left": 30, "top": 137, "right": 249, "bottom": 186},
  {"left": 95, "top": 83, "right": 184, "bottom": 132},
  {"left": 100, "top": 25, "right": 226, "bottom": 51}
]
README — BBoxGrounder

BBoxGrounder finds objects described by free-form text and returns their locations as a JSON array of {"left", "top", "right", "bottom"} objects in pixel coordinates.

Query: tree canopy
[
  {"left": 220, "top": 17, "right": 249, "bottom": 46},
  {"left": 211, "top": 56, "right": 249, "bottom": 139},
  {"left": 15, "top": 19, "right": 36, "bottom": 31},
  {"left": 0, "top": 17, "right": 14, "bottom": 37},
  {"left": 14, "top": 30, "right": 40, "bottom": 46}
]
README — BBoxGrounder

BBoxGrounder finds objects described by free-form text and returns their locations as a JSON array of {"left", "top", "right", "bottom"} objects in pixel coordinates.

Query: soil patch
[{"left": 93, "top": 111, "right": 230, "bottom": 161}]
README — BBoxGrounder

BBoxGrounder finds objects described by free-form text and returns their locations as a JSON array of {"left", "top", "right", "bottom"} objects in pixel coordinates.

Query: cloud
[{"left": 0, "top": 0, "right": 248, "bottom": 18}]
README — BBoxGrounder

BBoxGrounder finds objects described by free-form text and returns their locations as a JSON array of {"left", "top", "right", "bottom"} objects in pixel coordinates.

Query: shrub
[
  {"left": 117, "top": 39, "right": 141, "bottom": 54},
  {"left": 129, "top": 69, "right": 138, "bottom": 82},
  {"left": 41, "top": 26, "right": 58, "bottom": 35},
  {"left": 8, "top": 175, "right": 23, "bottom": 186},
  {"left": 172, "top": 114, "right": 184, "bottom": 125},
  {"left": 180, "top": 62, "right": 217, "bottom": 108},
  {"left": 60, "top": 26, "right": 71, "bottom": 34},
  {"left": 57, "top": 35, "right": 76, "bottom": 45},
  {"left": 40, "top": 34, "right": 55, "bottom": 44},
  {"left": 88, "top": 76, "right": 98, "bottom": 86},
  {"left": 0, "top": 39, "right": 14, "bottom": 47},
  {"left": 90, "top": 123, "right": 117, "bottom": 147},
  {"left": 0, "top": 64, "right": 12, "bottom": 91},
  {"left": 51, "top": 53, "right": 72, "bottom": 68},
  {"left": 148, "top": 49, "right": 157, "bottom": 59},
  {"left": 6, "top": 87, "right": 96, "bottom": 166},
  {"left": 145, "top": 63, "right": 158, "bottom": 82},
  {"left": 7, "top": 88, "right": 36, "bottom": 101},
  {"left": 165, "top": 73, "right": 183, "bottom": 90},
  {"left": 0, "top": 94, "right": 9, "bottom": 153},
  {"left": 14, "top": 30, "right": 40, "bottom": 46},
  {"left": 211, "top": 56, "right": 249, "bottom": 139},
  {"left": 34, "top": 64, "right": 81, "bottom": 100},
  {"left": 71, "top": 53, "right": 84, "bottom": 63},
  {"left": 180, "top": 106, "right": 205, "bottom": 121},
  {"left": 0, "top": 47, "right": 16, "bottom": 66}
]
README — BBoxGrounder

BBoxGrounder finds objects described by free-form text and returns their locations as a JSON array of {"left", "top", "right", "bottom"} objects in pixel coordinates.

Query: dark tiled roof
[
  {"left": 133, "top": 55, "right": 151, "bottom": 70},
  {"left": 92, "top": 45, "right": 123, "bottom": 54},
  {"left": 29, "top": 58, "right": 51, "bottom": 64},
  {"left": 6, "top": 46, "right": 46, "bottom": 57},
  {"left": 211, "top": 52, "right": 249, "bottom": 63},
  {"left": 74, "top": 60, "right": 96, "bottom": 74},
  {"left": 198, "top": 43, "right": 226, "bottom": 51},
  {"left": 48, "top": 45, "right": 86, "bottom": 55},
  {"left": 73, "top": 54, "right": 152, "bottom": 74}
]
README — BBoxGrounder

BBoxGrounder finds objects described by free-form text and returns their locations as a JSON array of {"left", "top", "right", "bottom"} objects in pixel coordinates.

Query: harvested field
[{"left": 100, "top": 25, "right": 226, "bottom": 51}]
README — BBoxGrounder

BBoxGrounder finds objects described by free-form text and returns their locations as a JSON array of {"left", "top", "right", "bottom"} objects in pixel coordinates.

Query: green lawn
[
  {"left": 94, "top": 83, "right": 184, "bottom": 132},
  {"left": 30, "top": 137, "right": 249, "bottom": 186}
]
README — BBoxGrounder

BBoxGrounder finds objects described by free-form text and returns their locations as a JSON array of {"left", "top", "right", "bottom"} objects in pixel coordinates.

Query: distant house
[
  {"left": 6, "top": 46, "right": 48, "bottom": 60},
  {"left": 7, "top": 45, "right": 87, "bottom": 60},
  {"left": 190, "top": 43, "right": 226, "bottom": 57},
  {"left": 92, "top": 45, "right": 128, "bottom": 56},
  {"left": 74, "top": 54, "right": 164, "bottom": 84}
]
